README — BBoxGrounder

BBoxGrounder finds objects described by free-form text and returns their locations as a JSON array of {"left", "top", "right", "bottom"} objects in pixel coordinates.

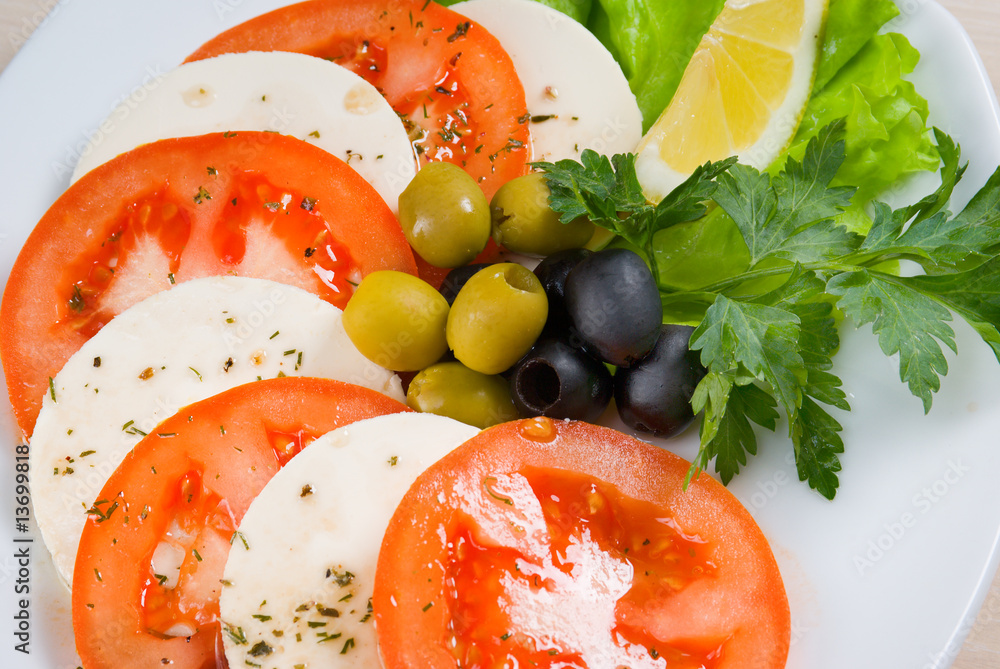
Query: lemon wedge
[{"left": 635, "top": 0, "right": 827, "bottom": 202}]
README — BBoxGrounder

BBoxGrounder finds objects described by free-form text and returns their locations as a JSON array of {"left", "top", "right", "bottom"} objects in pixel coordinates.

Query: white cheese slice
[
  {"left": 70, "top": 51, "right": 417, "bottom": 211},
  {"left": 451, "top": 0, "right": 642, "bottom": 162},
  {"left": 30, "top": 276, "right": 404, "bottom": 587},
  {"left": 219, "top": 412, "right": 478, "bottom": 668}
]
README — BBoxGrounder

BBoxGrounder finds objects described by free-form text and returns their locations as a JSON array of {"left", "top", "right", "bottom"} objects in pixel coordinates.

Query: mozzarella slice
[
  {"left": 30, "top": 276, "right": 404, "bottom": 587},
  {"left": 70, "top": 51, "right": 417, "bottom": 211},
  {"left": 451, "top": 0, "right": 642, "bottom": 162},
  {"left": 219, "top": 413, "right": 478, "bottom": 668}
]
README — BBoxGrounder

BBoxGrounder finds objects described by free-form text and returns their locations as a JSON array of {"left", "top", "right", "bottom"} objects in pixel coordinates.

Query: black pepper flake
[
  {"left": 446, "top": 21, "right": 471, "bottom": 43},
  {"left": 449, "top": 52, "right": 462, "bottom": 67},
  {"left": 93, "top": 356, "right": 102, "bottom": 368},
  {"left": 223, "top": 357, "right": 234, "bottom": 372},
  {"left": 300, "top": 196, "right": 317, "bottom": 211},
  {"left": 304, "top": 247, "right": 316, "bottom": 258},
  {"left": 435, "top": 85, "right": 451, "bottom": 96}
]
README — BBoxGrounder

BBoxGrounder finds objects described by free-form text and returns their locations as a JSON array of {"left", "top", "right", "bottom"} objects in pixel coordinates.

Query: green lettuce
[
  {"left": 814, "top": 0, "right": 900, "bottom": 91},
  {"left": 789, "top": 32, "right": 939, "bottom": 210}
]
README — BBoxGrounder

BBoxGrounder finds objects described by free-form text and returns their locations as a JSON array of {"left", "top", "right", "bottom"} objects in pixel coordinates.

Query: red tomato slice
[
  {"left": 72, "top": 377, "right": 409, "bottom": 669},
  {"left": 374, "top": 417, "right": 790, "bottom": 669},
  {"left": 0, "top": 131, "right": 417, "bottom": 437},
  {"left": 185, "top": 0, "right": 531, "bottom": 201}
]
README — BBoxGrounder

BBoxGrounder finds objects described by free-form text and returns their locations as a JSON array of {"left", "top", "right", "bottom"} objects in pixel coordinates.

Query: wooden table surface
[{"left": 1, "top": 1, "right": 999, "bottom": 667}]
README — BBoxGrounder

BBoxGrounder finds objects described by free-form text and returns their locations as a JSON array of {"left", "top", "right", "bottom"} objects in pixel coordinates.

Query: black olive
[
  {"left": 533, "top": 247, "right": 592, "bottom": 332},
  {"left": 438, "top": 263, "right": 492, "bottom": 305},
  {"left": 614, "top": 324, "right": 706, "bottom": 438},
  {"left": 563, "top": 248, "right": 662, "bottom": 367},
  {"left": 509, "top": 338, "right": 612, "bottom": 422}
]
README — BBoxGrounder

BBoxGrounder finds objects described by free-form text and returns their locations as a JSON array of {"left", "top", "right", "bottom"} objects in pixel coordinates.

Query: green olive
[
  {"left": 342, "top": 270, "right": 449, "bottom": 372},
  {"left": 446, "top": 263, "right": 548, "bottom": 374},
  {"left": 406, "top": 362, "right": 519, "bottom": 428},
  {"left": 398, "top": 162, "right": 491, "bottom": 268},
  {"left": 490, "top": 172, "right": 595, "bottom": 256}
]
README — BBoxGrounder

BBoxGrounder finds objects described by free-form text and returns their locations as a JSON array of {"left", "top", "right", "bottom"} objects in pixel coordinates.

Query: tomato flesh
[
  {"left": 72, "top": 377, "right": 409, "bottom": 669},
  {"left": 445, "top": 467, "right": 723, "bottom": 668},
  {"left": 57, "top": 172, "right": 359, "bottom": 340},
  {"left": 374, "top": 418, "right": 790, "bottom": 669},
  {"left": 137, "top": 468, "right": 236, "bottom": 637},
  {"left": 266, "top": 426, "right": 321, "bottom": 467}
]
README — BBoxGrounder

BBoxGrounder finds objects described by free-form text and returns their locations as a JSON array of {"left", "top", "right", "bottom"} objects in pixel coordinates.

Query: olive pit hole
[
  {"left": 515, "top": 359, "right": 561, "bottom": 412},
  {"left": 502, "top": 264, "right": 540, "bottom": 293}
]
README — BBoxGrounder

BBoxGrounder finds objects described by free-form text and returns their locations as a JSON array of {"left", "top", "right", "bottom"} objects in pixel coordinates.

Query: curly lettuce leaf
[
  {"left": 814, "top": 0, "right": 900, "bottom": 92},
  {"left": 789, "top": 32, "right": 939, "bottom": 209}
]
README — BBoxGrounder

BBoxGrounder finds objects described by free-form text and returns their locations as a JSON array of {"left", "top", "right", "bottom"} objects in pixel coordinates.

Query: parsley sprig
[{"left": 538, "top": 121, "right": 1000, "bottom": 499}]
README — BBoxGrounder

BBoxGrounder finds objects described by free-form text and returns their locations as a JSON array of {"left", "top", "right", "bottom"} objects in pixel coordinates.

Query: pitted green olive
[
  {"left": 398, "top": 162, "right": 491, "bottom": 268},
  {"left": 490, "top": 173, "right": 595, "bottom": 256},
  {"left": 446, "top": 263, "right": 548, "bottom": 374},
  {"left": 406, "top": 362, "right": 519, "bottom": 428},
  {"left": 342, "top": 270, "right": 449, "bottom": 371}
]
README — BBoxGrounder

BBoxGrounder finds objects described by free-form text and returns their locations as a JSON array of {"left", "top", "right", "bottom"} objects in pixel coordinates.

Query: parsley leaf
[
  {"left": 691, "top": 377, "right": 778, "bottom": 485},
  {"left": 690, "top": 295, "right": 806, "bottom": 418},
  {"left": 535, "top": 151, "right": 648, "bottom": 229},
  {"left": 535, "top": 150, "right": 735, "bottom": 277},
  {"left": 712, "top": 120, "right": 857, "bottom": 267},
  {"left": 827, "top": 269, "right": 956, "bottom": 412},
  {"left": 791, "top": 396, "right": 845, "bottom": 500}
]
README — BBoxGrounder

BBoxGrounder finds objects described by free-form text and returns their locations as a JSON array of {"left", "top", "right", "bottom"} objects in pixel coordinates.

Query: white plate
[{"left": 1, "top": 1, "right": 999, "bottom": 668}]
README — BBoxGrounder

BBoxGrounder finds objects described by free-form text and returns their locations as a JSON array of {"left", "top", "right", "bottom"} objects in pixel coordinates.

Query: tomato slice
[
  {"left": 185, "top": 0, "right": 531, "bottom": 201},
  {"left": 373, "top": 417, "right": 790, "bottom": 669},
  {"left": 0, "top": 131, "right": 417, "bottom": 437},
  {"left": 72, "top": 377, "right": 409, "bottom": 669}
]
